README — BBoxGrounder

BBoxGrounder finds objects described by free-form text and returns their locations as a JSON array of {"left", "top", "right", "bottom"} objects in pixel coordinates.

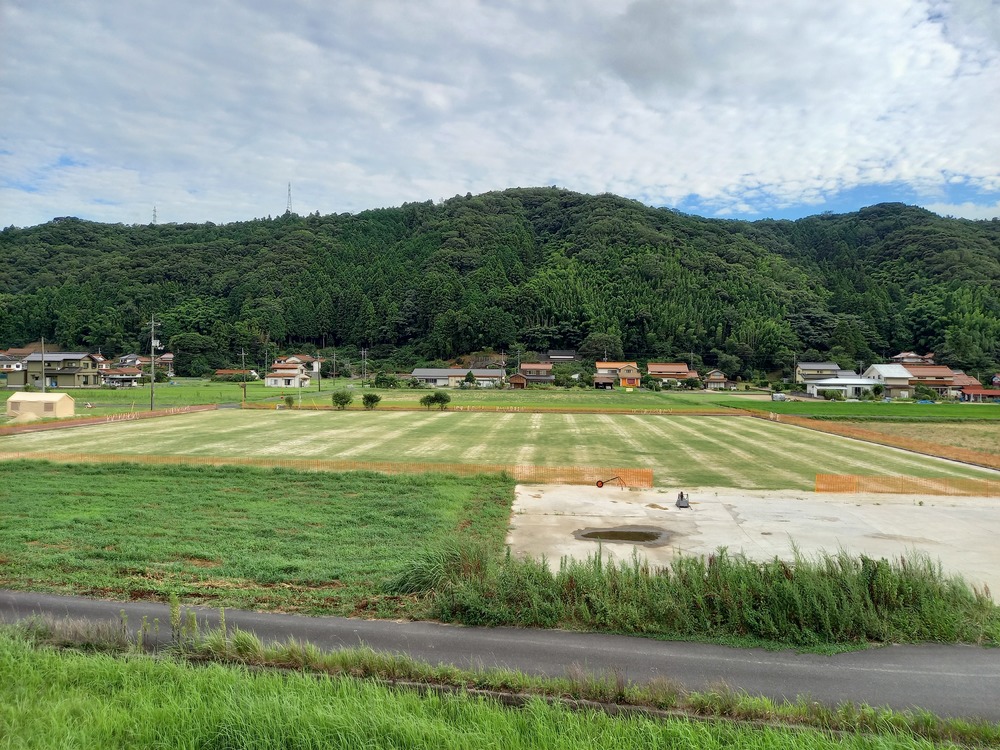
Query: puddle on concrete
[{"left": 573, "top": 526, "right": 670, "bottom": 546}]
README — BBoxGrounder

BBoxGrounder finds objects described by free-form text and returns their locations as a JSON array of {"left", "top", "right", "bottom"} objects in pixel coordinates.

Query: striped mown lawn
[{"left": 1, "top": 410, "right": 995, "bottom": 490}]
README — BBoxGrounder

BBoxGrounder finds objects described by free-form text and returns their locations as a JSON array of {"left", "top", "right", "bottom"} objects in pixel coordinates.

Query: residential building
[
  {"left": 704, "top": 369, "right": 735, "bottom": 391},
  {"left": 264, "top": 362, "right": 312, "bottom": 388},
  {"left": 794, "top": 362, "right": 843, "bottom": 383},
  {"left": 647, "top": 362, "right": 699, "bottom": 383},
  {"left": 961, "top": 385, "right": 1000, "bottom": 403},
  {"left": 903, "top": 364, "right": 956, "bottom": 397},
  {"left": 0, "top": 353, "right": 24, "bottom": 373},
  {"left": 409, "top": 368, "right": 503, "bottom": 387},
  {"left": 120, "top": 352, "right": 175, "bottom": 378},
  {"left": 805, "top": 376, "right": 880, "bottom": 399},
  {"left": 863, "top": 364, "right": 913, "bottom": 398},
  {"left": 890, "top": 351, "right": 935, "bottom": 365},
  {"left": 593, "top": 361, "right": 640, "bottom": 389},
  {"left": 518, "top": 362, "right": 555, "bottom": 385},
  {"left": 276, "top": 354, "right": 323, "bottom": 374},
  {"left": 6, "top": 352, "right": 103, "bottom": 389},
  {"left": 100, "top": 367, "right": 143, "bottom": 388}
]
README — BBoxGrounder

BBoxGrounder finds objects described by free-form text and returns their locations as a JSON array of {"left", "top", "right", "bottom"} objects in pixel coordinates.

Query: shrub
[
  {"left": 331, "top": 390, "right": 353, "bottom": 409},
  {"left": 283, "top": 395, "right": 294, "bottom": 408},
  {"left": 362, "top": 393, "right": 381, "bottom": 410},
  {"left": 419, "top": 393, "right": 436, "bottom": 409},
  {"left": 432, "top": 391, "right": 451, "bottom": 410}
]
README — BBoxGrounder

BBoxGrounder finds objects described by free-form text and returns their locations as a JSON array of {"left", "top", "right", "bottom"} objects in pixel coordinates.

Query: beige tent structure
[{"left": 5, "top": 392, "right": 75, "bottom": 421}]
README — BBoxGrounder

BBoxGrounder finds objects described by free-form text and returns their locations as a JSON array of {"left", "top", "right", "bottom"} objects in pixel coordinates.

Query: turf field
[{"left": 1, "top": 409, "right": 995, "bottom": 490}]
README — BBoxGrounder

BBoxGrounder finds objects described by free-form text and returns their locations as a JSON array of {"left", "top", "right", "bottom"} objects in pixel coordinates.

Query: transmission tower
[
  {"left": 152, "top": 205, "right": 157, "bottom": 224},
  {"left": 286, "top": 183, "right": 292, "bottom": 214}
]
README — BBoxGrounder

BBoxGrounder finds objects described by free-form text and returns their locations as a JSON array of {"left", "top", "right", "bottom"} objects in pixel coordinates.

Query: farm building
[
  {"left": 410, "top": 368, "right": 503, "bottom": 387},
  {"left": 6, "top": 392, "right": 75, "bottom": 420}
]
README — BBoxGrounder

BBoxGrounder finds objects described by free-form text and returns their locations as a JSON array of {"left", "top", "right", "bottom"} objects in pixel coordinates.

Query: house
[
  {"left": 409, "top": 368, "right": 504, "bottom": 388},
  {"left": 265, "top": 362, "right": 312, "bottom": 388},
  {"left": 794, "top": 362, "right": 843, "bottom": 383},
  {"left": 594, "top": 361, "right": 640, "bottom": 389},
  {"left": 6, "top": 392, "right": 75, "bottom": 420},
  {"left": 704, "top": 369, "right": 735, "bottom": 391},
  {"left": 891, "top": 351, "right": 935, "bottom": 365},
  {"left": 863, "top": 364, "right": 913, "bottom": 398},
  {"left": 91, "top": 352, "right": 111, "bottom": 370},
  {"left": 6, "top": 352, "right": 103, "bottom": 389},
  {"left": 0, "top": 353, "right": 24, "bottom": 373},
  {"left": 647, "top": 362, "right": 699, "bottom": 384},
  {"left": 100, "top": 367, "right": 143, "bottom": 388},
  {"left": 276, "top": 354, "right": 323, "bottom": 374},
  {"left": 993, "top": 374, "right": 1000, "bottom": 387},
  {"left": 508, "top": 373, "right": 528, "bottom": 390},
  {"left": 961, "top": 386, "right": 1000, "bottom": 403},
  {"left": 120, "top": 352, "right": 175, "bottom": 378},
  {"left": 903, "top": 364, "right": 956, "bottom": 397},
  {"left": 951, "top": 371, "right": 981, "bottom": 390},
  {"left": 805, "top": 376, "right": 880, "bottom": 399},
  {"left": 518, "top": 362, "right": 554, "bottom": 385}
]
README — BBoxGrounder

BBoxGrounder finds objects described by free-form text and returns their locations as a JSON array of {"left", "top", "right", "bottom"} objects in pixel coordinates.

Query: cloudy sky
[{"left": 2, "top": 0, "right": 999, "bottom": 227}]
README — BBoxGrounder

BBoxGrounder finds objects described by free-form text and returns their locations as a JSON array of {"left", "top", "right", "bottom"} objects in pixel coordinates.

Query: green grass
[
  {"left": 0, "top": 629, "right": 976, "bottom": 749},
  {"left": 0, "top": 461, "right": 512, "bottom": 616},
  {"left": 389, "top": 542, "right": 1000, "bottom": 648},
  {"left": 3, "top": 409, "right": 995, "bottom": 490}
]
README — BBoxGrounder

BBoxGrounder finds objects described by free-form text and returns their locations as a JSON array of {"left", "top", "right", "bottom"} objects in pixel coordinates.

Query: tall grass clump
[{"left": 388, "top": 543, "right": 1000, "bottom": 646}]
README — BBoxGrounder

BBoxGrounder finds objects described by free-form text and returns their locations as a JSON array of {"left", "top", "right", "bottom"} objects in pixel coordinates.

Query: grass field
[
  {"left": 1, "top": 409, "right": 995, "bottom": 490},
  {"left": 829, "top": 421, "right": 1000, "bottom": 456},
  {"left": 4, "top": 632, "right": 963, "bottom": 750},
  {"left": 0, "top": 461, "right": 511, "bottom": 615},
  {"left": 736, "top": 399, "right": 1000, "bottom": 420}
]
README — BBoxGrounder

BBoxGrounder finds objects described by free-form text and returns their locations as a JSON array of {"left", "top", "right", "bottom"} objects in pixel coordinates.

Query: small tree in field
[
  {"left": 331, "top": 390, "right": 353, "bottom": 410},
  {"left": 283, "top": 395, "right": 294, "bottom": 409},
  {"left": 362, "top": 393, "right": 381, "bottom": 410},
  {"left": 433, "top": 391, "right": 452, "bottom": 410},
  {"left": 420, "top": 393, "right": 436, "bottom": 410},
  {"left": 464, "top": 370, "right": 476, "bottom": 385}
]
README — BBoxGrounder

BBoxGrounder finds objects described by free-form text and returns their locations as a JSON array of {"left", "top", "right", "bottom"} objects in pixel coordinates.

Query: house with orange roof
[
  {"left": 647, "top": 362, "right": 699, "bottom": 385},
  {"left": 594, "top": 361, "right": 641, "bottom": 389},
  {"left": 904, "top": 364, "right": 957, "bottom": 397},
  {"left": 704, "top": 369, "right": 735, "bottom": 391}
]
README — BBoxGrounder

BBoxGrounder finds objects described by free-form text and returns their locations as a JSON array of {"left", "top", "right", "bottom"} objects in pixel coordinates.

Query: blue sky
[{"left": 2, "top": 0, "right": 999, "bottom": 228}]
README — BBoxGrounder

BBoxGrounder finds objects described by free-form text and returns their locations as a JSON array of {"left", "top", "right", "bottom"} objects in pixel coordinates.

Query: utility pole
[
  {"left": 239, "top": 347, "right": 247, "bottom": 403},
  {"left": 361, "top": 347, "right": 367, "bottom": 386},
  {"left": 40, "top": 337, "right": 46, "bottom": 393},
  {"left": 149, "top": 315, "right": 159, "bottom": 411}
]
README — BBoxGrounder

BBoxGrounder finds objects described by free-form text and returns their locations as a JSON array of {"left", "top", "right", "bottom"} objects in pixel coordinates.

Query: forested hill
[{"left": 1, "top": 188, "right": 998, "bottom": 378}]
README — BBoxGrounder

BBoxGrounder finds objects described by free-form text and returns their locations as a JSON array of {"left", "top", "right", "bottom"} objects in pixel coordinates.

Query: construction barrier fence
[
  {"left": 0, "top": 450, "right": 654, "bottom": 488},
  {"left": 816, "top": 474, "right": 1000, "bottom": 497},
  {"left": 743, "top": 409, "right": 1000, "bottom": 472},
  {"left": 0, "top": 404, "right": 217, "bottom": 437}
]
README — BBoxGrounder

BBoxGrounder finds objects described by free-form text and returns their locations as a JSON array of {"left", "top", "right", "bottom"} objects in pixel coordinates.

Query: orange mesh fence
[
  {"left": 0, "top": 405, "right": 217, "bottom": 436},
  {"left": 0, "top": 450, "right": 654, "bottom": 488},
  {"left": 743, "top": 409, "right": 1000, "bottom": 471},
  {"left": 816, "top": 474, "right": 1000, "bottom": 497}
]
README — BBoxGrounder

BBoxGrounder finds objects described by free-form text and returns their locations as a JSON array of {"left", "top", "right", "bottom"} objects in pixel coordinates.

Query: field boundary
[
  {"left": 0, "top": 450, "right": 654, "bottom": 487},
  {"left": 0, "top": 405, "right": 217, "bottom": 437},
  {"left": 816, "top": 474, "right": 1000, "bottom": 497},
  {"left": 240, "top": 401, "right": 736, "bottom": 416},
  {"left": 742, "top": 409, "right": 1000, "bottom": 471}
]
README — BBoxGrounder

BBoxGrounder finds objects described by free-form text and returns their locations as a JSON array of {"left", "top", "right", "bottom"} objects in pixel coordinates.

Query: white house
[
  {"left": 410, "top": 368, "right": 503, "bottom": 387},
  {"left": 863, "top": 364, "right": 912, "bottom": 399},
  {"left": 265, "top": 362, "right": 312, "bottom": 388},
  {"left": 806, "top": 376, "right": 880, "bottom": 399}
]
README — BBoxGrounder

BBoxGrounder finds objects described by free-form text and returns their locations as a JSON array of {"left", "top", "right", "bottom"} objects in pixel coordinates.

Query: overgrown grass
[
  {"left": 388, "top": 543, "right": 1000, "bottom": 647},
  {"left": 7, "top": 621, "right": 998, "bottom": 748},
  {"left": 0, "top": 461, "right": 512, "bottom": 617}
]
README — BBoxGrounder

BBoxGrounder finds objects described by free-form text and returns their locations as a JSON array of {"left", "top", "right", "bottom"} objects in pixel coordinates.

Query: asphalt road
[{"left": 2, "top": 589, "right": 998, "bottom": 722}]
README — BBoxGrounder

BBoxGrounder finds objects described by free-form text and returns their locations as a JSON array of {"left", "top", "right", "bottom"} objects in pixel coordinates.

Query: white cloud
[
  {"left": 924, "top": 200, "right": 1000, "bottom": 220},
  {"left": 1, "top": 0, "right": 999, "bottom": 226}
]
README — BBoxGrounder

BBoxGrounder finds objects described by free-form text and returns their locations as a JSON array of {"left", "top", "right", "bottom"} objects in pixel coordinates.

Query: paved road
[{"left": 2, "top": 589, "right": 998, "bottom": 722}]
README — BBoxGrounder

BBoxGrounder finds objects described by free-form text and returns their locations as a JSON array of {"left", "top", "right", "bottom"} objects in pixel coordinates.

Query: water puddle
[{"left": 573, "top": 526, "right": 670, "bottom": 546}]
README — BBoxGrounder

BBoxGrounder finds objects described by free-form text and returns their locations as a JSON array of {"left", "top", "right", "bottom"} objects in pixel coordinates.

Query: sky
[{"left": 2, "top": 0, "right": 1000, "bottom": 228}]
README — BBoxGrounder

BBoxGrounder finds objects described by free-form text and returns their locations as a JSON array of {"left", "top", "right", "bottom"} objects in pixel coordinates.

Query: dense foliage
[{"left": 2, "top": 188, "right": 998, "bottom": 377}]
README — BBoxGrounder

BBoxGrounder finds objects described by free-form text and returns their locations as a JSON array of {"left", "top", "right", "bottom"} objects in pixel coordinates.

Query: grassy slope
[
  {"left": 0, "top": 632, "right": 955, "bottom": 750},
  {"left": 2, "top": 410, "right": 995, "bottom": 490},
  {"left": 828, "top": 421, "right": 1000, "bottom": 456},
  {"left": 0, "top": 461, "right": 511, "bottom": 616}
]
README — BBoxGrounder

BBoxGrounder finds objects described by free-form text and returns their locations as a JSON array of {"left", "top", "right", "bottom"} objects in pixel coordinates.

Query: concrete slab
[{"left": 507, "top": 484, "right": 1000, "bottom": 593}]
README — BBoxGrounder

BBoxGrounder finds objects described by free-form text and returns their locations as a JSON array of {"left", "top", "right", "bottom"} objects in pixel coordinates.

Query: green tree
[
  {"left": 362, "top": 393, "right": 381, "bottom": 410},
  {"left": 331, "top": 390, "right": 353, "bottom": 409}
]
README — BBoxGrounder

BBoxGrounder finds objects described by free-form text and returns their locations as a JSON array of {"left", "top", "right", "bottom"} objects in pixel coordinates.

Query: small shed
[
  {"left": 508, "top": 373, "right": 527, "bottom": 390},
  {"left": 6, "top": 392, "right": 75, "bottom": 420}
]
